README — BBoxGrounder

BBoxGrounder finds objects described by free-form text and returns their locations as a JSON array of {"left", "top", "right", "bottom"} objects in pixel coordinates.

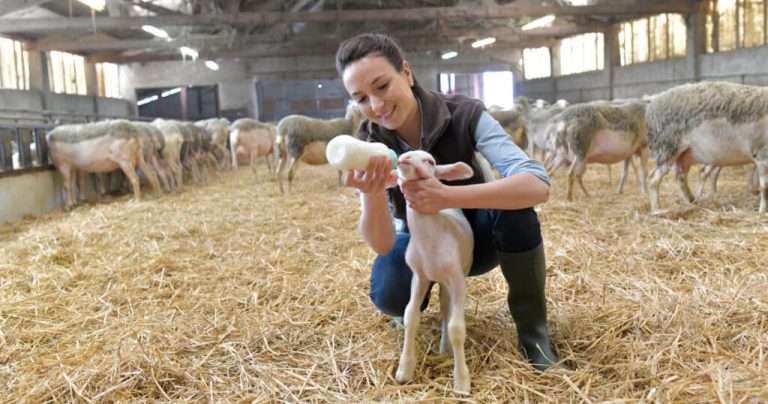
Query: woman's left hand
[{"left": 399, "top": 177, "right": 449, "bottom": 213}]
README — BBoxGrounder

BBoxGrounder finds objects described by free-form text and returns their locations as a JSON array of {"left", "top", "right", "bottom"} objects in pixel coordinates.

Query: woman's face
[{"left": 342, "top": 54, "right": 418, "bottom": 132}]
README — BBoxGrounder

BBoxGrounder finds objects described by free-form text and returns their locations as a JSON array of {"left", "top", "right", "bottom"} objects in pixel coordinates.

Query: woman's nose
[{"left": 370, "top": 96, "right": 385, "bottom": 113}]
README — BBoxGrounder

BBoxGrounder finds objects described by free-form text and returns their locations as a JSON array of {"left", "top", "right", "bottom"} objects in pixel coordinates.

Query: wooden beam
[
  {"left": 85, "top": 38, "right": 554, "bottom": 64},
  {"left": 0, "top": 0, "right": 49, "bottom": 16},
  {"left": 29, "top": 22, "right": 601, "bottom": 52},
  {"left": 0, "top": 1, "right": 707, "bottom": 34}
]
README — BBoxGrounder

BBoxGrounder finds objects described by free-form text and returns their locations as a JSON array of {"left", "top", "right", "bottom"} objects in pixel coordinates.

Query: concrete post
[{"left": 686, "top": 13, "right": 707, "bottom": 82}]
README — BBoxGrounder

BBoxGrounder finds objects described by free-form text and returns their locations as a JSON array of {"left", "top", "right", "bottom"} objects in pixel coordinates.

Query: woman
[{"left": 335, "top": 33, "right": 562, "bottom": 371}]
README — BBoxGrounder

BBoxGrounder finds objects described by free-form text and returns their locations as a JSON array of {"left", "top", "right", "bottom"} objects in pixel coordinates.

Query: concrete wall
[
  {"left": 123, "top": 59, "right": 253, "bottom": 116},
  {"left": 517, "top": 44, "right": 768, "bottom": 103},
  {"left": 0, "top": 170, "right": 62, "bottom": 223},
  {"left": 0, "top": 89, "right": 45, "bottom": 110}
]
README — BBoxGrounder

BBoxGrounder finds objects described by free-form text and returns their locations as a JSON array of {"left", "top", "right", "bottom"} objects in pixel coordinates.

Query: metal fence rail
[{"left": 0, "top": 123, "right": 55, "bottom": 178}]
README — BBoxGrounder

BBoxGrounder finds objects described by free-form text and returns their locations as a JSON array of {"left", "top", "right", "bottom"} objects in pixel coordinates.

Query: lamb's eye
[{"left": 427, "top": 160, "right": 436, "bottom": 166}]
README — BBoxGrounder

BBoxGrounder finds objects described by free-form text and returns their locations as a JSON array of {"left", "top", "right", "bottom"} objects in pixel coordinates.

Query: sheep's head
[{"left": 395, "top": 150, "right": 474, "bottom": 183}]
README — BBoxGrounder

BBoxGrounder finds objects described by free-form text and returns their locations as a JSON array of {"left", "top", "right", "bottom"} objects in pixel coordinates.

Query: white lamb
[{"left": 388, "top": 150, "right": 475, "bottom": 394}]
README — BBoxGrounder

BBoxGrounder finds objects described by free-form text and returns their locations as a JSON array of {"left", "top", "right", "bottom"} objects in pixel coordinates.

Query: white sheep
[
  {"left": 151, "top": 118, "right": 185, "bottom": 189},
  {"left": 196, "top": 117, "right": 231, "bottom": 169},
  {"left": 646, "top": 81, "right": 768, "bottom": 213},
  {"left": 489, "top": 109, "right": 528, "bottom": 150},
  {"left": 46, "top": 120, "right": 154, "bottom": 210},
  {"left": 274, "top": 101, "right": 363, "bottom": 193},
  {"left": 228, "top": 118, "right": 275, "bottom": 179},
  {"left": 547, "top": 99, "right": 649, "bottom": 200},
  {"left": 389, "top": 150, "right": 475, "bottom": 394}
]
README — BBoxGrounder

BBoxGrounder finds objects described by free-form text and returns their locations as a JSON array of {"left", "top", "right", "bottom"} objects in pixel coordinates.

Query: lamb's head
[{"left": 395, "top": 150, "right": 474, "bottom": 183}]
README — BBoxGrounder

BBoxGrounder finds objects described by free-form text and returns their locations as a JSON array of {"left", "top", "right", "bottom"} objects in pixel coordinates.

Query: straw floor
[{"left": 1, "top": 162, "right": 766, "bottom": 402}]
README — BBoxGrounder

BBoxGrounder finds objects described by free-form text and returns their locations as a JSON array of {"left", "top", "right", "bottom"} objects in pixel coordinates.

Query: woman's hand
[
  {"left": 399, "top": 177, "right": 449, "bottom": 213},
  {"left": 343, "top": 155, "right": 394, "bottom": 194}
]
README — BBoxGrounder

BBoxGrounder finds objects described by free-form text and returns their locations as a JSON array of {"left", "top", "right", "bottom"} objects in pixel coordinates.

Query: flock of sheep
[
  {"left": 493, "top": 81, "right": 766, "bottom": 213},
  {"left": 43, "top": 100, "right": 364, "bottom": 209},
  {"left": 42, "top": 80, "right": 766, "bottom": 214}
]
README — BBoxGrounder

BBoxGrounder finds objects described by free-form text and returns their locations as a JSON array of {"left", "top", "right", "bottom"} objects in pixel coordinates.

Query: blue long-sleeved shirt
[{"left": 395, "top": 110, "right": 550, "bottom": 185}]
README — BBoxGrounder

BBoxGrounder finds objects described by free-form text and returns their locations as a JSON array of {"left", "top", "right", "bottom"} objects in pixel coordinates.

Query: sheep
[
  {"left": 388, "top": 150, "right": 475, "bottom": 394},
  {"left": 132, "top": 121, "right": 174, "bottom": 192},
  {"left": 196, "top": 117, "right": 231, "bottom": 169},
  {"left": 646, "top": 81, "right": 768, "bottom": 213},
  {"left": 274, "top": 101, "right": 363, "bottom": 193},
  {"left": 46, "top": 120, "right": 156, "bottom": 210},
  {"left": 520, "top": 102, "right": 566, "bottom": 162},
  {"left": 151, "top": 118, "right": 185, "bottom": 189},
  {"left": 547, "top": 99, "right": 649, "bottom": 200},
  {"left": 228, "top": 118, "right": 275, "bottom": 179},
  {"left": 489, "top": 109, "right": 528, "bottom": 150}
]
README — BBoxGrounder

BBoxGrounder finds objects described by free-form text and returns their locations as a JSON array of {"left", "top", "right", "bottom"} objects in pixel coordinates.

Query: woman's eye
[
  {"left": 356, "top": 97, "right": 367, "bottom": 104},
  {"left": 378, "top": 83, "right": 389, "bottom": 91}
]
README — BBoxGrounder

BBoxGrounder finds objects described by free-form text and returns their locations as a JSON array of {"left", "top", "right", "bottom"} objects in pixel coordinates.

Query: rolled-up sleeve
[{"left": 474, "top": 111, "right": 550, "bottom": 186}]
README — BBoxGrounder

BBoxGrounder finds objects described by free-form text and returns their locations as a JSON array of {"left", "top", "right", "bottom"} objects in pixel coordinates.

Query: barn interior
[{"left": 1, "top": 0, "right": 767, "bottom": 401}]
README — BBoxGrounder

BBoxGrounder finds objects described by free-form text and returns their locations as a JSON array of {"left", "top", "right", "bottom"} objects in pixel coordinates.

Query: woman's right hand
[{"left": 343, "top": 154, "right": 395, "bottom": 194}]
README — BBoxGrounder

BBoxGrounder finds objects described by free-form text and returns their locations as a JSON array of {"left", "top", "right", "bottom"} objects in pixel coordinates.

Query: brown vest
[{"left": 355, "top": 80, "right": 486, "bottom": 224}]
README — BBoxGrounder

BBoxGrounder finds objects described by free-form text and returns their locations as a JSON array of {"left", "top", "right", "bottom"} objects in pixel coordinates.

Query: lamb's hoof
[
  {"left": 454, "top": 378, "right": 471, "bottom": 395},
  {"left": 395, "top": 364, "right": 413, "bottom": 383}
]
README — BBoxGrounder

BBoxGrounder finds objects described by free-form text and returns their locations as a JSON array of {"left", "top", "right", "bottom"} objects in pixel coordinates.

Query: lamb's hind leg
[
  {"left": 444, "top": 277, "right": 470, "bottom": 394},
  {"left": 396, "top": 273, "right": 430, "bottom": 384}
]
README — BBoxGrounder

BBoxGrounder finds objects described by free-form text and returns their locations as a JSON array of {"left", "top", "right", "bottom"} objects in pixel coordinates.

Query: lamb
[
  {"left": 46, "top": 120, "right": 156, "bottom": 210},
  {"left": 275, "top": 101, "right": 363, "bottom": 193},
  {"left": 228, "top": 118, "right": 275, "bottom": 179},
  {"left": 646, "top": 81, "right": 768, "bottom": 213},
  {"left": 547, "top": 99, "right": 649, "bottom": 200},
  {"left": 388, "top": 150, "right": 475, "bottom": 394}
]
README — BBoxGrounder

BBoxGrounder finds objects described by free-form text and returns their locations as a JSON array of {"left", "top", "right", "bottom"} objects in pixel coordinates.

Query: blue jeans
[{"left": 370, "top": 207, "right": 543, "bottom": 316}]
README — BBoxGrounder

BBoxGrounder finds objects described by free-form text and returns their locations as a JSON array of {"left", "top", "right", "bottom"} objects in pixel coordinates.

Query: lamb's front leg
[
  {"left": 396, "top": 273, "right": 430, "bottom": 384},
  {"left": 439, "top": 284, "right": 451, "bottom": 355},
  {"left": 445, "top": 278, "right": 470, "bottom": 394}
]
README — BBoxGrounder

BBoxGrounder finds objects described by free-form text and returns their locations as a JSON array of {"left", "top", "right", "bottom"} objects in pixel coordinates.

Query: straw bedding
[{"left": 1, "top": 163, "right": 766, "bottom": 401}]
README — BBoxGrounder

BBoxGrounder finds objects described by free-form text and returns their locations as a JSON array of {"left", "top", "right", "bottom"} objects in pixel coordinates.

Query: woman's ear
[{"left": 402, "top": 60, "right": 414, "bottom": 87}]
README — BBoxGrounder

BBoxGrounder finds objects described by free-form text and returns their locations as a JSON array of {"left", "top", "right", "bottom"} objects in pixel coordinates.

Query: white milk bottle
[{"left": 326, "top": 134, "right": 397, "bottom": 170}]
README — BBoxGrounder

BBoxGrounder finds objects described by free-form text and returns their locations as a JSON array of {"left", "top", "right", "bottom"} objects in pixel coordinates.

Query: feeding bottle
[{"left": 326, "top": 135, "right": 397, "bottom": 170}]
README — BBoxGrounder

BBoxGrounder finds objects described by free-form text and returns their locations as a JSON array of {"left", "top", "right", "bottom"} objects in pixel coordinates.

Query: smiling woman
[{"left": 334, "top": 33, "right": 563, "bottom": 379}]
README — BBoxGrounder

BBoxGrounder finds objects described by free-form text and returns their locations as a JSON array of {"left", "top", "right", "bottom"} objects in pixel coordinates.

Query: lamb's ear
[
  {"left": 385, "top": 169, "right": 399, "bottom": 188},
  {"left": 435, "top": 162, "right": 474, "bottom": 181}
]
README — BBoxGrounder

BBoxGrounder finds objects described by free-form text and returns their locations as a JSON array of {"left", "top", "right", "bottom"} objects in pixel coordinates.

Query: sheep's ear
[
  {"left": 385, "top": 169, "right": 399, "bottom": 188},
  {"left": 435, "top": 162, "right": 474, "bottom": 181}
]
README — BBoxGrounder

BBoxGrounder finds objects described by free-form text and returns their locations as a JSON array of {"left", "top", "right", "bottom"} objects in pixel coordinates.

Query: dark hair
[{"left": 335, "top": 33, "right": 405, "bottom": 75}]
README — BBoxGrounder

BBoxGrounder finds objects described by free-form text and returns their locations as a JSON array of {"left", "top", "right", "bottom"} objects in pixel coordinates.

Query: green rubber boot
[{"left": 498, "top": 243, "right": 563, "bottom": 371}]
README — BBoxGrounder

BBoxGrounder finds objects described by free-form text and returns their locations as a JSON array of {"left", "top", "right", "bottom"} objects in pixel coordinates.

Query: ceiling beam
[
  {"left": 28, "top": 22, "right": 605, "bottom": 52},
  {"left": 85, "top": 39, "right": 553, "bottom": 64},
  {"left": 0, "top": 0, "right": 50, "bottom": 16},
  {"left": 0, "top": 1, "right": 707, "bottom": 34}
]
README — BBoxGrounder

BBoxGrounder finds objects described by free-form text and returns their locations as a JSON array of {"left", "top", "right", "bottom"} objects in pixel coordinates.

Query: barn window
[
  {"left": 0, "top": 36, "right": 30, "bottom": 90},
  {"left": 559, "top": 33, "right": 604, "bottom": 75},
  {"left": 96, "top": 62, "right": 121, "bottom": 98},
  {"left": 47, "top": 50, "right": 87, "bottom": 95},
  {"left": 619, "top": 14, "right": 686, "bottom": 66},
  {"left": 522, "top": 47, "right": 552, "bottom": 79},
  {"left": 707, "top": 0, "right": 766, "bottom": 52}
]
